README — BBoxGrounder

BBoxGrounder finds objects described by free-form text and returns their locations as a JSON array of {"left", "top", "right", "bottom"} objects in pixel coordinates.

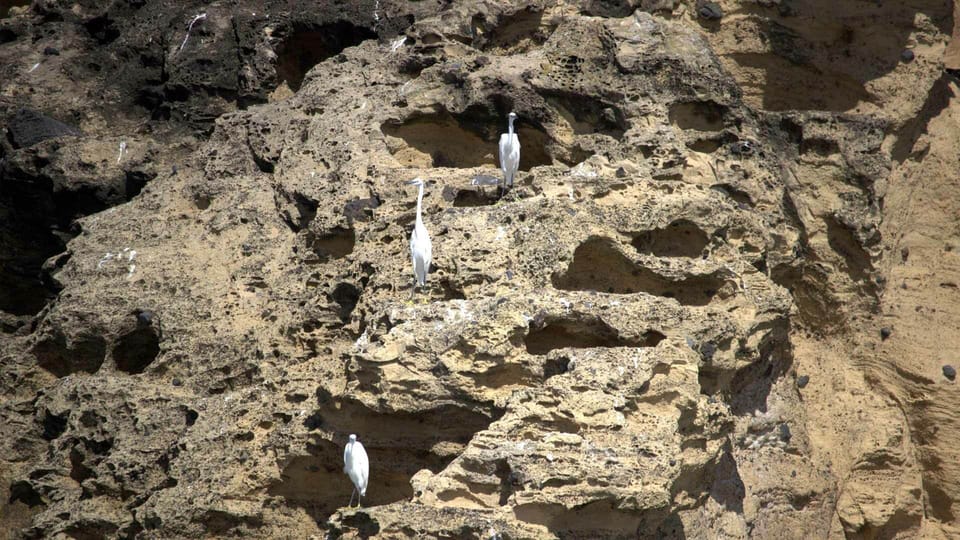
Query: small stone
[
  {"left": 730, "top": 140, "right": 754, "bottom": 155},
  {"left": 43, "top": 47, "right": 60, "bottom": 56},
  {"left": 616, "top": 167, "right": 627, "bottom": 178},
  {"left": 901, "top": 49, "right": 915, "bottom": 63},
  {"left": 796, "top": 375, "right": 809, "bottom": 389},
  {"left": 136, "top": 310, "right": 154, "bottom": 327},
  {"left": 778, "top": 424, "right": 792, "bottom": 442},
  {"left": 172, "top": 378, "right": 183, "bottom": 387},
  {"left": 698, "top": 2, "right": 723, "bottom": 20},
  {"left": 880, "top": 327, "right": 892, "bottom": 340},
  {"left": 943, "top": 365, "right": 956, "bottom": 381}
]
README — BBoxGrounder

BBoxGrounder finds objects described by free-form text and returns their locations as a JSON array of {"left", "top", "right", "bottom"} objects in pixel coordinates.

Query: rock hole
[
  {"left": 8, "top": 481, "right": 43, "bottom": 507},
  {"left": 279, "top": 192, "right": 318, "bottom": 232},
  {"left": 544, "top": 91, "right": 627, "bottom": 140},
  {"left": 276, "top": 21, "right": 376, "bottom": 92},
  {"left": 439, "top": 278, "right": 467, "bottom": 300},
  {"left": 331, "top": 282, "right": 361, "bottom": 323},
  {"left": 631, "top": 220, "right": 710, "bottom": 258},
  {"left": 926, "top": 481, "right": 955, "bottom": 522},
  {"left": 83, "top": 15, "right": 120, "bottom": 45},
  {"left": 269, "top": 400, "right": 503, "bottom": 525},
  {"left": 698, "top": 366, "right": 722, "bottom": 396},
  {"left": 194, "top": 194, "right": 211, "bottom": 210},
  {"left": 668, "top": 101, "right": 727, "bottom": 132},
  {"left": 552, "top": 237, "right": 727, "bottom": 306},
  {"left": 710, "top": 183, "right": 754, "bottom": 208},
  {"left": 825, "top": 216, "right": 873, "bottom": 285},
  {"left": 124, "top": 170, "right": 155, "bottom": 199},
  {"left": 69, "top": 447, "right": 95, "bottom": 484},
  {"left": 343, "top": 196, "right": 381, "bottom": 223},
  {"left": 41, "top": 409, "right": 68, "bottom": 440},
  {"left": 477, "top": 8, "right": 555, "bottom": 54},
  {"left": 727, "top": 329, "right": 790, "bottom": 415},
  {"left": 449, "top": 187, "right": 499, "bottom": 207},
  {"left": 33, "top": 332, "right": 107, "bottom": 377},
  {"left": 513, "top": 500, "right": 651, "bottom": 538},
  {"left": 113, "top": 313, "right": 161, "bottom": 375},
  {"left": 381, "top": 110, "right": 554, "bottom": 170},
  {"left": 543, "top": 356, "right": 571, "bottom": 378},
  {"left": 799, "top": 137, "right": 840, "bottom": 157},
  {"left": 308, "top": 227, "right": 355, "bottom": 262},
  {"left": 525, "top": 315, "right": 664, "bottom": 355},
  {"left": 2, "top": 479, "right": 44, "bottom": 534},
  {"left": 687, "top": 139, "right": 721, "bottom": 153}
]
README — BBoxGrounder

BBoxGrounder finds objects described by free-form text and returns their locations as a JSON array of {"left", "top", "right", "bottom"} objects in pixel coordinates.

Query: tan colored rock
[{"left": 0, "top": 1, "right": 958, "bottom": 539}]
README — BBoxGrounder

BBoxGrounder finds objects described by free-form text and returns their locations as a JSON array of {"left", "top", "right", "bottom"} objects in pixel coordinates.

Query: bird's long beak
[{"left": 404, "top": 179, "right": 421, "bottom": 185}]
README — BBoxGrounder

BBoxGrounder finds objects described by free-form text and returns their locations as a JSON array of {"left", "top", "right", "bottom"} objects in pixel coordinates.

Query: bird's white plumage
[
  {"left": 498, "top": 112, "right": 520, "bottom": 188},
  {"left": 343, "top": 434, "right": 369, "bottom": 506},
  {"left": 408, "top": 178, "right": 432, "bottom": 287}
]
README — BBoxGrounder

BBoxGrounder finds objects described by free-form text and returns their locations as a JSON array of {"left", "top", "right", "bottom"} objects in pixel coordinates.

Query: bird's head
[
  {"left": 348, "top": 434, "right": 357, "bottom": 442},
  {"left": 405, "top": 177, "right": 425, "bottom": 187},
  {"left": 508, "top": 111, "right": 518, "bottom": 121}
]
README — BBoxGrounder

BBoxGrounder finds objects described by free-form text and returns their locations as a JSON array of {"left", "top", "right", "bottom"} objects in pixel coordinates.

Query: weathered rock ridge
[{"left": 0, "top": 0, "right": 957, "bottom": 538}]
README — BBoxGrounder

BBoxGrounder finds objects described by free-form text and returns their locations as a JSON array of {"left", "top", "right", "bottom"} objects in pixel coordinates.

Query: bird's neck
[
  {"left": 508, "top": 117, "right": 515, "bottom": 136},
  {"left": 415, "top": 183, "right": 424, "bottom": 225}
]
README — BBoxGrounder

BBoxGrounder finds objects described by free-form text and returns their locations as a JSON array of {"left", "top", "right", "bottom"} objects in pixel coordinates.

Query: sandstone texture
[{"left": 0, "top": 1, "right": 958, "bottom": 538}]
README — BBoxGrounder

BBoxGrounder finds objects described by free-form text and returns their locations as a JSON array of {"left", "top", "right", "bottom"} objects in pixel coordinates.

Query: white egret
[
  {"left": 343, "top": 434, "right": 369, "bottom": 508},
  {"left": 406, "top": 178, "right": 432, "bottom": 290},
  {"left": 498, "top": 111, "right": 521, "bottom": 190}
]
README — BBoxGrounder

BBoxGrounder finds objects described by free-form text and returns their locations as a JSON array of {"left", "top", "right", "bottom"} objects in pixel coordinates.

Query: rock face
[{"left": 0, "top": 1, "right": 957, "bottom": 538}]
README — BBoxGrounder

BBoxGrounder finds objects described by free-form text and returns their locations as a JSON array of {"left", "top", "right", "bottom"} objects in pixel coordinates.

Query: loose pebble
[
  {"left": 880, "top": 327, "right": 892, "bottom": 340},
  {"left": 698, "top": 1, "right": 723, "bottom": 19},
  {"left": 796, "top": 375, "right": 809, "bottom": 389},
  {"left": 137, "top": 310, "right": 154, "bottom": 326},
  {"left": 943, "top": 365, "right": 956, "bottom": 381}
]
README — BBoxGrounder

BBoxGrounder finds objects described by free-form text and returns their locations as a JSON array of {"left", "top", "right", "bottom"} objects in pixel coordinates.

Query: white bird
[
  {"left": 406, "top": 178, "right": 432, "bottom": 290},
  {"left": 343, "top": 434, "right": 369, "bottom": 508},
  {"left": 498, "top": 111, "right": 521, "bottom": 190}
]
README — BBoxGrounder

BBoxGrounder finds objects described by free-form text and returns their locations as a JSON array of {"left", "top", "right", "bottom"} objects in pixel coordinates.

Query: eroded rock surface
[{"left": 0, "top": 1, "right": 957, "bottom": 538}]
